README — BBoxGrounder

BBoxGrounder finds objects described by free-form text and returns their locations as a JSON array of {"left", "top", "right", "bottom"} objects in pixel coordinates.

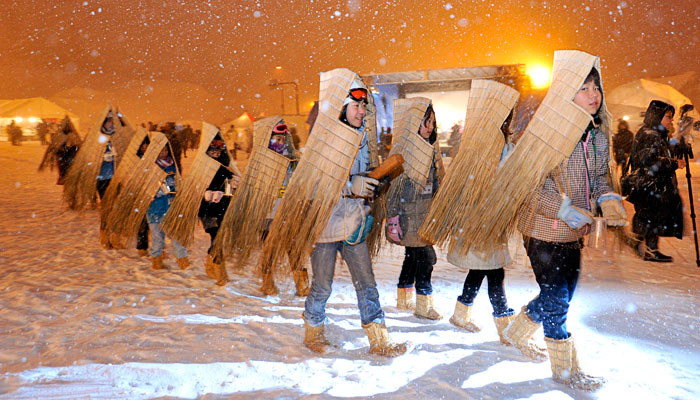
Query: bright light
[
  {"left": 309, "top": 101, "right": 316, "bottom": 107},
  {"left": 28, "top": 117, "right": 39, "bottom": 124},
  {"left": 275, "top": 66, "right": 282, "bottom": 70},
  {"left": 527, "top": 65, "right": 552, "bottom": 89},
  {"left": 15, "top": 117, "right": 23, "bottom": 123},
  {"left": 622, "top": 115, "right": 630, "bottom": 121}
]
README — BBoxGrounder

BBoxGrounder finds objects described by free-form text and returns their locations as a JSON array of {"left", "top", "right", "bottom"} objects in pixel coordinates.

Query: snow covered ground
[{"left": 1, "top": 142, "right": 699, "bottom": 399}]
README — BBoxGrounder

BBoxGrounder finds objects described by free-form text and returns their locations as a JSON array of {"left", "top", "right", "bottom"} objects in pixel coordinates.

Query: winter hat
[
  {"left": 271, "top": 122, "right": 289, "bottom": 136},
  {"left": 343, "top": 77, "right": 369, "bottom": 106},
  {"left": 643, "top": 100, "right": 675, "bottom": 129}
]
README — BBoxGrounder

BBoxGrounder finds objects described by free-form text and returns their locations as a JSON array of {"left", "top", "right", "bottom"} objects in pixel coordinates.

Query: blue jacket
[{"left": 147, "top": 159, "right": 177, "bottom": 224}]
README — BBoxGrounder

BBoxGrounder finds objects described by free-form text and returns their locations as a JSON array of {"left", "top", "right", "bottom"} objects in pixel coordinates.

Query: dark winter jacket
[
  {"left": 387, "top": 149, "right": 440, "bottom": 247},
  {"left": 613, "top": 127, "right": 634, "bottom": 165},
  {"left": 629, "top": 123, "right": 683, "bottom": 238}
]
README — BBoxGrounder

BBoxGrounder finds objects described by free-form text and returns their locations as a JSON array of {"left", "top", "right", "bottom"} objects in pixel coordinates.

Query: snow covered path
[{"left": 1, "top": 143, "right": 699, "bottom": 399}]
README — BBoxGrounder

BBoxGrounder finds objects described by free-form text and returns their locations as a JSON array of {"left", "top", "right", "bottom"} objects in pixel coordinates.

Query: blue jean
[
  {"left": 457, "top": 268, "right": 514, "bottom": 317},
  {"left": 149, "top": 222, "right": 187, "bottom": 259},
  {"left": 304, "top": 240, "right": 385, "bottom": 327},
  {"left": 524, "top": 238, "right": 581, "bottom": 340},
  {"left": 397, "top": 246, "right": 436, "bottom": 295}
]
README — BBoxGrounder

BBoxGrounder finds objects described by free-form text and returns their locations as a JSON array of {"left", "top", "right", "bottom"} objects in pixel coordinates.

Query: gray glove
[
  {"left": 556, "top": 196, "right": 593, "bottom": 230},
  {"left": 350, "top": 175, "right": 379, "bottom": 197}
]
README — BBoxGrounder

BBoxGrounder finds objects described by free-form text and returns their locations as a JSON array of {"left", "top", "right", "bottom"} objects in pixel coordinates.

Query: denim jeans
[
  {"left": 304, "top": 240, "right": 385, "bottom": 327},
  {"left": 149, "top": 222, "right": 187, "bottom": 259},
  {"left": 397, "top": 246, "right": 436, "bottom": 295},
  {"left": 457, "top": 268, "right": 514, "bottom": 317},
  {"left": 524, "top": 237, "right": 581, "bottom": 340}
]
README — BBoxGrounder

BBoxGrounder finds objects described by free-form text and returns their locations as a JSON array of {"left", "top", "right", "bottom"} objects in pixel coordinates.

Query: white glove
[
  {"left": 556, "top": 196, "right": 593, "bottom": 230},
  {"left": 350, "top": 175, "right": 379, "bottom": 197}
]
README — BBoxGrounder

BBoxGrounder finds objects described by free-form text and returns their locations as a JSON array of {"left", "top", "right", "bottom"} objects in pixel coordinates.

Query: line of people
[{"left": 37, "top": 49, "right": 688, "bottom": 393}]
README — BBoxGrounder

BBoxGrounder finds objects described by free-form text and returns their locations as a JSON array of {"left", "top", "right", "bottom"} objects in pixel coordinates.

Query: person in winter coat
[
  {"left": 628, "top": 100, "right": 684, "bottom": 262},
  {"left": 96, "top": 113, "right": 116, "bottom": 199},
  {"left": 504, "top": 67, "right": 625, "bottom": 391},
  {"left": 613, "top": 120, "right": 634, "bottom": 175},
  {"left": 198, "top": 136, "right": 240, "bottom": 285},
  {"left": 148, "top": 145, "right": 189, "bottom": 270},
  {"left": 447, "top": 116, "right": 517, "bottom": 341},
  {"left": 259, "top": 122, "right": 309, "bottom": 297},
  {"left": 303, "top": 78, "right": 408, "bottom": 357},
  {"left": 386, "top": 104, "right": 443, "bottom": 320},
  {"left": 136, "top": 137, "right": 151, "bottom": 257}
]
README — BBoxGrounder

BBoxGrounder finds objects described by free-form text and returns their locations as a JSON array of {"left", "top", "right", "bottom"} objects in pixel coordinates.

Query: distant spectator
[
  {"left": 613, "top": 120, "right": 634, "bottom": 175},
  {"left": 36, "top": 121, "right": 49, "bottom": 145}
]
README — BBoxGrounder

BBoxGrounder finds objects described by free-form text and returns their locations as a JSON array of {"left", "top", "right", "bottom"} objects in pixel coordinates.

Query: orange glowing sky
[{"left": 1, "top": 0, "right": 698, "bottom": 123}]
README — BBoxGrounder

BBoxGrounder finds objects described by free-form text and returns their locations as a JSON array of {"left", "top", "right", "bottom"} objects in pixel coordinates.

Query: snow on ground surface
[{"left": 1, "top": 142, "right": 699, "bottom": 399}]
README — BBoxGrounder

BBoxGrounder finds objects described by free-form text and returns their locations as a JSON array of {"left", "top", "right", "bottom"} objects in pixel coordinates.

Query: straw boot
[
  {"left": 545, "top": 336, "right": 605, "bottom": 391},
  {"left": 212, "top": 260, "right": 228, "bottom": 286},
  {"left": 176, "top": 257, "right": 190, "bottom": 270},
  {"left": 260, "top": 272, "right": 279, "bottom": 296},
  {"left": 362, "top": 322, "right": 409, "bottom": 357},
  {"left": 449, "top": 301, "right": 480, "bottom": 332},
  {"left": 303, "top": 320, "right": 332, "bottom": 354},
  {"left": 99, "top": 229, "right": 113, "bottom": 250},
  {"left": 204, "top": 254, "right": 216, "bottom": 279},
  {"left": 415, "top": 294, "right": 442, "bottom": 320},
  {"left": 396, "top": 287, "right": 415, "bottom": 311},
  {"left": 501, "top": 306, "right": 547, "bottom": 361},
  {"left": 493, "top": 314, "right": 516, "bottom": 344},
  {"left": 151, "top": 255, "right": 166, "bottom": 270},
  {"left": 293, "top": 269, "right": 310, "bottom": 297}
]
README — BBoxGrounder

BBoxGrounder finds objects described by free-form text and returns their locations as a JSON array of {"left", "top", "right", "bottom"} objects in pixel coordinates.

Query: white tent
[
  {"left": 0, "top": 97, "right": 79, "bottom": 139},
  {"left": 607, "top": 79, "right": 700, "bottom": 134}
]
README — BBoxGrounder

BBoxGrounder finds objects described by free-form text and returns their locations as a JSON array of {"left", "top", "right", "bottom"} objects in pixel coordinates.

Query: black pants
[
  {"left": 137, "top": 218, "right": 149, "bottom": 251},
  {"left": 524, "top": 237, "right": 581, "bottom": 340},
  {"left": 96, "top": 178, "right": 111, "bottom": 199},
  {"left": 457, "top": 268, "right": 513, "bottom": 317},
  {"left": 398, "top": 246, "right": 436, "bottom": 296}
]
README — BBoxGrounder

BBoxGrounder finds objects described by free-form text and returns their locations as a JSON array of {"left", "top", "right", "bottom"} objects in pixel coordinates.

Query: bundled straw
[
  {"left": 104, "top": 132, "right": 174, "bottom": 249},
  {"left": 62, "top": 104, "right": 134, "bottom": 210},
  {"left": 213, "top": 116, "right": 291, "bottom": 266},
  {"left": 161, "top": 122, "right": 239, "bottom": 248},
  {"left": 419, "top": 80, "right": 519, "bottom": 250},
  {"left": 260, "top": 68, "right": 366, "bottom": 272},
  {"left": 387, "top": 97, "right": 435, "bottom": 191},
  {"left": 38, "top": 116, "right": 82, "bottom": 172},
  {"left": 99, "top": 126, "right": 149, "bottom": 242},
  {"left": 457, "top": 50, "right": 599, "bottom": 254}
]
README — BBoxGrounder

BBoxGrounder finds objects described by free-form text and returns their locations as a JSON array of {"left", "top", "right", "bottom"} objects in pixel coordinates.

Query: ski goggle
[
  {"left": 348, "top": 88, "right": 369, "bottom": 103},
  {"left": 272, "top": 123, "right": 289, "bottom": 135}
]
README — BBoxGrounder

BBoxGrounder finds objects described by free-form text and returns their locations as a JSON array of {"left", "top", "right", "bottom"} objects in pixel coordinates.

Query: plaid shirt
[{"left": 518, "top": 127, "right": 613, "bottom": 243}]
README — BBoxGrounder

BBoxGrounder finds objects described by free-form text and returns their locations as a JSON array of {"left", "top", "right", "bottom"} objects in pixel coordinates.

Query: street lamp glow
[{"left": 527, "top": 65, "right": 552, "bottom": 89}]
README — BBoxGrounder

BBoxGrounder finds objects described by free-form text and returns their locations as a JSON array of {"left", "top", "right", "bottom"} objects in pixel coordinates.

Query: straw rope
[
  {"left": 419, "top": 80, "right": 519, "bottom": 250},
  {"left": 458, "top": 50, "right": 600, "bottom": 254},
  {"left": 260, "top": 68, "right": 365, "bottom": 273}
]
